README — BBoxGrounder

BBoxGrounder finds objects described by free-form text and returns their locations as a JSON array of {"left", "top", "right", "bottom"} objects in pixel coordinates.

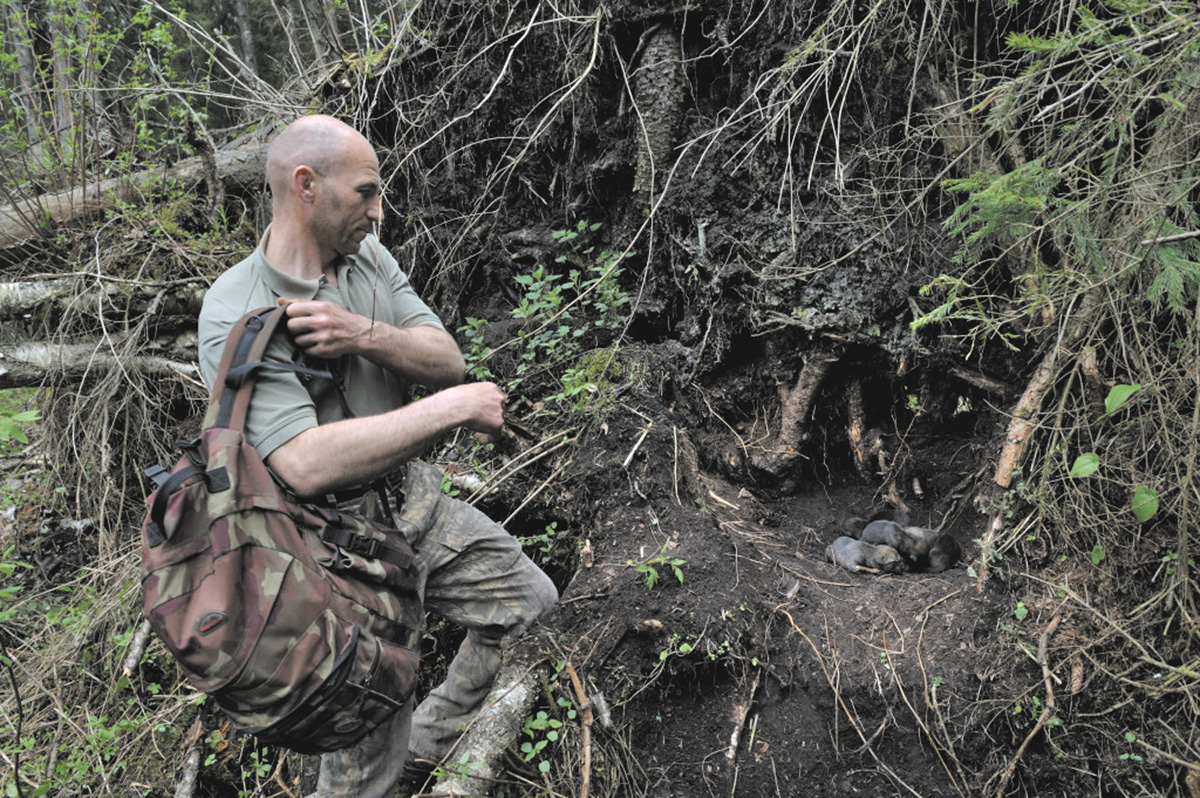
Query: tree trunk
[
  {"left": 0, "top": 339, "right": 200, "bottom": 390},
  {"left": 233, "top": 0, "right": 260, "bottom": 77},
  {"left": 5, "top": 0, "right": 42, "bottom": 147},
  {"left": 48, "top": 7, "right": 75, "bottom": 163},
  {"left": 0, "top": 141, "right": 269, "bottom": 249}
]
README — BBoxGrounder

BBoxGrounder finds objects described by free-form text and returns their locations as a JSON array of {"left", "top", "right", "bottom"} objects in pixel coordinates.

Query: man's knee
[{"left": 523, "top": 566, "right": 559, "bottom": 625}]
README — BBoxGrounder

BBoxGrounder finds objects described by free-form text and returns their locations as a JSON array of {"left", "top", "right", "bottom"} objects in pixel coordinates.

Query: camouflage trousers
[{"left": 316, "top": 461, "right": 558, "bottom": 798}]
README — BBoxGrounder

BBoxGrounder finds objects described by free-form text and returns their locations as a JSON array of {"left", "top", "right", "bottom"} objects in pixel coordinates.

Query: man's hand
[
  {"left": 278, "top": 297, "right": 467, "bottom": 389},
  {"left": 280, "top": 298, "right": 371, "bottom": 359},
  {"left": 461, "top": 381, "right": 506, "bottom": 442}
]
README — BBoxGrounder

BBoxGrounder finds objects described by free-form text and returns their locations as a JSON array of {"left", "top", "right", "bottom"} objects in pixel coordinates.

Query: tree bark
[
  {"left": 0, "top": 142, "right": 269, "bottom": 249},
  {"left": 233, "top": 0, "right": 260, "bottom": 77},
  {"left": 0, "top": 278, "right": 207, "bottom": 325},
  {"left": 5, "top": 1, "right": 41, "bottom": 147},
  {"left": 0, "top": 339, "right": 200, "bottom": 390}
]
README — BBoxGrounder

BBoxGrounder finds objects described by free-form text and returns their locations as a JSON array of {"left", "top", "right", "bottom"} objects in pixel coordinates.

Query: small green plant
[
  {"left": 518, "top": 522, "right": 559, "bottom": 565},
  {"left": 0, "top": 409, "right": 38, "bottom": 453},
  {"left": 658, "top": 633, "right": 695, "bottom": 662},
  {"left": 520, "top": 710, "right": 563, "bottom": 774},
  {"left": 1119, "top": 731, "right": 1143, "bottom": 762},
  {"left": 627, "top": 542, "right": 686, "bottom": 590},
  {"left": 456, "top": 220, "right": 630, "bottom": 417},
  {"left": 459, "top": 317, "right": 493, "bottom": 381},
  {"left": 432, "top": 752, "right": 485, "bottom": 780},
  {"left": 1064, "top": 385, "right": 1160, "bottom": 523},
  {"left": 0, "top": 546, "right": 32, "bottom": 615},
  {"left": 515, "top": 661, "right": 577, "bottom": 777}
]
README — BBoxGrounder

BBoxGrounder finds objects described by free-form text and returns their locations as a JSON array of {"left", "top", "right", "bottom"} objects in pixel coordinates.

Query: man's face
[{"left": 313, "top": 137, "right": 383, "bottom": 260}]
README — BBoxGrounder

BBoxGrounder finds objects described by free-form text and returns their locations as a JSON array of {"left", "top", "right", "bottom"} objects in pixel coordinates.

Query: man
[{"left": 198, "top": 114, "right": 558, "bottom": 797}]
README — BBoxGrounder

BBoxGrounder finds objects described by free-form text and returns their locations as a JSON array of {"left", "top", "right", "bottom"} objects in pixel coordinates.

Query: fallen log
[
  {"left": 0, "top": 278, "right": 207, "bottom": 326},
  {"left": 430, "top": 640, "right": 551, "bottom": 797},
  {"left": 0, "top": 338, "right": 200, "bottom": 389},
  {"left": 0, "top": 142, "right": 269, "bottom": 249}
]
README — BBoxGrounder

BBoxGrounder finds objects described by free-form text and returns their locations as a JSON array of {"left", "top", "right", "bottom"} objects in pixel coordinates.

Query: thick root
[{"left": 751, "top": 346, "right": 838, "bottom": 476}]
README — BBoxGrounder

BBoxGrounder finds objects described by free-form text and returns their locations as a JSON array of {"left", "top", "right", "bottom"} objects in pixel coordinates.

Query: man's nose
[{"left": 368, "top": 195, "right": 383, "bottom": 222}]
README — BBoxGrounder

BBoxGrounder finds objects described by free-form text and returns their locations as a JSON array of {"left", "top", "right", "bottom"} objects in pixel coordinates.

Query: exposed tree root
[
  {"left": 847, "top": 379, "right": 870, "bottom": 480},
  {"left": 976, "top": 287, "right": 1103, "bottom": 588},
  {"left": 751, "top": 346, "right": 838, "bottom": 476}
]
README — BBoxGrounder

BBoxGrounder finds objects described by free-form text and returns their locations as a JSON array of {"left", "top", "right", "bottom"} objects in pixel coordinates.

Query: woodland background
[{"left": 2, "top": 0, "right": 1199, "bottom": 796}]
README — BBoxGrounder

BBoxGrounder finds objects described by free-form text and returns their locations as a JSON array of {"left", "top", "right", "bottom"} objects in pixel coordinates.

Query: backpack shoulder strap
[{"left": 205, "top": 306, "right": 330, "bottom": 433}]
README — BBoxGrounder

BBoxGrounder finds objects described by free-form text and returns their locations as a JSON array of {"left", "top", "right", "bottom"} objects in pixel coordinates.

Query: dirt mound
[{"left": 512, "top": 380, "right": 1013, "bottom": 798}]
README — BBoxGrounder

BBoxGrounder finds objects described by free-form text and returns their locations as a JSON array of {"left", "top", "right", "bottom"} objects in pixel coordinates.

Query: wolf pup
[
  {"left": 902, "top": 526, "right": 962, "bottom": 572},
  {"left": 827, "top": 536, "right": 908, "bottom": 574}
]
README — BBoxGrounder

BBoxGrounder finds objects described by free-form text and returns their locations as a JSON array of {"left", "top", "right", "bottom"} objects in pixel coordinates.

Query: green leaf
[
  {"left": 1132, "top": 486, "right": 1159, "bottom": 523},
  {"left": 1091, "top": 544, "right": 1106, "bottom": 565},
  {"left": 1104, "top": 384, "right": 1141, "bottom": 416},
  {"left": 1014, "top": 602, "right": 1028, "bottom": 620},
  {"left": 1068, "top": 453, "right": 1100, "bottom": 478}
]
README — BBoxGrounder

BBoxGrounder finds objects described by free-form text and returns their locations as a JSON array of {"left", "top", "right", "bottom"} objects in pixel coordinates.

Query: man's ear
[{"left": 293, "top": 166, "right": 318, "bottom": 203}]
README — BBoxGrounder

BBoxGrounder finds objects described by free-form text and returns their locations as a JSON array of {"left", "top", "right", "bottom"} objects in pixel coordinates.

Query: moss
[{"left": 559, "top": 347, "right": 629, "bottom": 419}]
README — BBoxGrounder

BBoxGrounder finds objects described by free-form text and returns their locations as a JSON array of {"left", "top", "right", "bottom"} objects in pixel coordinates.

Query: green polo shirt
[{"left": 198, "top": 227, "right": 446, "bottom": 458}]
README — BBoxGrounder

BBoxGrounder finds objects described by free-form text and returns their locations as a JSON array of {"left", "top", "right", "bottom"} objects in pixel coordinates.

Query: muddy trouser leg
[
  {"left": 315, "top": 696, "right": 413, "bottom": 798},
  {"left": 406, "top": 493, "right": 559, "bottom": 764}
]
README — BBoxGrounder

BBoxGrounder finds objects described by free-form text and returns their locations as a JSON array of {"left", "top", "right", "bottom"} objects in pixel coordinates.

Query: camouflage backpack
[{"left": 140, "top": 305, "right": 423, "bottom": 754}]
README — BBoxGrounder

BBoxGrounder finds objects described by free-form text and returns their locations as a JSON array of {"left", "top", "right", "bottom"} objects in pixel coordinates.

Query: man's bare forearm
[
  {"left": 358, "top": 323, "right": 466, "bottom": 389},
  {"left": 266, "top": 381, "right": 503, "bottom": 497}
]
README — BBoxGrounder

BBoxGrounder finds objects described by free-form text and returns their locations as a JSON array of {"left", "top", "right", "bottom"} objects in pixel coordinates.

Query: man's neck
[{"left": 263, "top": 220, "right": 335, "bottom": 283}]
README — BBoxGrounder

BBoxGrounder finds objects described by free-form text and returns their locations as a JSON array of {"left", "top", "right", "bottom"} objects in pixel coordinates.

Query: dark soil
[{"left": 507, "top": 369, "right": 1017, "bottom": 798}]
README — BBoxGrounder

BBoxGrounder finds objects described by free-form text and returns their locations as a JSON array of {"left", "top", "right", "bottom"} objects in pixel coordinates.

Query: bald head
[{"left": 266, "top": 115, "right": 374, "bottom": 199}]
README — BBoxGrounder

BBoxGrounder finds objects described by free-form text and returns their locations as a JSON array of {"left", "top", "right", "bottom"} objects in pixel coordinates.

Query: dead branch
[
  {"left": 430, "top": 643, "right": 551, "bottom": 797},
  {"left": 122, "top": 619, "right": 153, "bottom": 678},
  {"left": 726, "top": 669, "right": 761, "bottom": 771},
  {"left": 564, "top": 661, "right": 594, "bottom": 798},
  {"left": 173, "top": 717, "right": 204, "bottom": 798},
  {"left": 987, "top": 614, "right": 1061, "bottom": 798}
]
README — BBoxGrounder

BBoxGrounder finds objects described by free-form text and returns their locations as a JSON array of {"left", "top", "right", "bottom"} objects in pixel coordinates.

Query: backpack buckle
[{"left": 348, "top": 536, "right": 379, "bottom": 559}]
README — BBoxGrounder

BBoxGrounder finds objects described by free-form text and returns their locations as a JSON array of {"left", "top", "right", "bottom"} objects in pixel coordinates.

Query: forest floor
[{"left": 390, "top": 358, "right": 1024, "bottom": 798}]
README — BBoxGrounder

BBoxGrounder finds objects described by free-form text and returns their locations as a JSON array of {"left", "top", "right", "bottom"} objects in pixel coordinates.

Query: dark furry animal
[
  {"left": 847, "top": 517, "right": 962, "bottom": 573},
  {"left": 826, "top": 536, "right": 908, "bottom": 574},
  {"left": 841, "top": 508, "right": 910, "bottom": 535},
  {"left": 859, "top": 519, "right": 907, "bottom": 550},
  {"left": 902, "top": 526, "right": 962, "bottom": 573}
]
